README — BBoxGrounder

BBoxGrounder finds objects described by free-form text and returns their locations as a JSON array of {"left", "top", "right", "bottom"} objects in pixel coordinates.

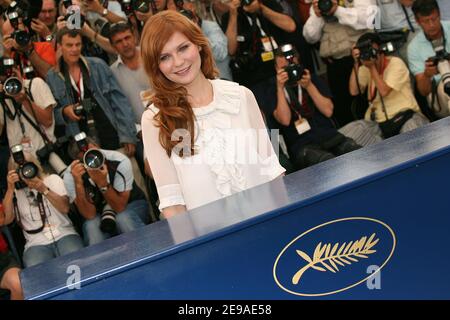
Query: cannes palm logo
[{"left": 273, "top": 217, "right": 396, "bottom": 296}]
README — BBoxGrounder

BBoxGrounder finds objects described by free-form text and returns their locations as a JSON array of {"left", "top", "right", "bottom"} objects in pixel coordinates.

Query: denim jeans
[
  {"left": 23, "top": 234, "right": 84, "bottom": 268},
  {"left": 82, "top": 199, "right": 149, "bottom": 246}
]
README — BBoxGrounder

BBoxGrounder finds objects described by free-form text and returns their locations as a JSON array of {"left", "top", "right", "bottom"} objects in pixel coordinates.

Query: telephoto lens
[{"left": 100, "top": 204, "right": 117, "bottom": 235}]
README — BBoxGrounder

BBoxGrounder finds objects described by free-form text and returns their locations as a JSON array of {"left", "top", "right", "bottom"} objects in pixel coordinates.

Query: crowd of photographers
[{"left": 0, "top": 0, "right": 449, "bottom": 299}]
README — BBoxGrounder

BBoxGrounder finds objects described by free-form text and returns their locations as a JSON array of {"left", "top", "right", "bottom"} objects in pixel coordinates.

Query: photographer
[
  {"left": 303, "top": 0, "right": 376, "bottom": 127},
  {"left": 0, "top": 62, "right": 67, "bottom": 174},
  {"left": 63, "top": 135, "right": 148, "bottom": 246},
  {"left": 1, "top": 150, "right": 84, "bottom": 267},
  {"left": 341, "top": 32, "right": 428, "bottom": 145},
  {"left": 34, "top": 0, "right": 58, "bottom": 41},
  {"left": 47, "top": 27, "right": 137, "bottom": 151},
  {"left": 222, "top": 0, "right": 296, "bottom": 128},
  {"left": 1, "top": 1, "right": 56, "bottom": 78},
  {"left": 407, "top": 0, "right": 450, "bottom": 118},
  {"left": 57, "top": 0, "right": 116, "bottom": 59},
  {"left": 273, "top": 44, "right": 360, "bottom": 169},
  {"left": 375, "top": 0, "right": 418, "bottom": 62}
]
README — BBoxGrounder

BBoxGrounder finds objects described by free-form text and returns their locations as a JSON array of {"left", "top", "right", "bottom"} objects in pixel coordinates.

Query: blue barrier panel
[{"left": 21, "top": 117, "right": 450, "bottom": 299}]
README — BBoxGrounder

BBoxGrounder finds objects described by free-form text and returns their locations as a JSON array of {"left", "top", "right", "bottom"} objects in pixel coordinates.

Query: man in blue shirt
[{"left": 407, "top": 0, "right": 450, "bottom": 118}]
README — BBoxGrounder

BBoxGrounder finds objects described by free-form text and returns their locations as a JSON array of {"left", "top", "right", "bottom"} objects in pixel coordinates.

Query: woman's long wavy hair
[{"left": 140, "top": 10, "right": 219, "bottom": 158}]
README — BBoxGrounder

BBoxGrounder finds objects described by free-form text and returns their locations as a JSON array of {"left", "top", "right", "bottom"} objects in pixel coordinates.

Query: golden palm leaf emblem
[{"left": 292, "top": 233, "right": 379, "bottom": 285}]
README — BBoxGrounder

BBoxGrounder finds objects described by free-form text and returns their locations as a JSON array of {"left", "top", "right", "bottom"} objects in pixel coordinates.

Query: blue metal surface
[{"left": 21, "top": 117, "right": 450, "bottom": 299}]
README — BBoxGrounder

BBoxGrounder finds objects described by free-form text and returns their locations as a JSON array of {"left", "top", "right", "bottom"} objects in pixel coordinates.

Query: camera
[
  {"left": 120, "top": 0, "right": 134, "bottom": 16},
  {"left": 11, "top": 144, "right": 39, "bottom": 189},
  {"left": 356, "top": 39, "right": 378, "bottom": 61},
  {"left": 428, "top": 47, "right": 450, "bottom": 96},
  {"left": 173, "top": 0, "right": 195, "bottom": 21},
  {"left": 280, "top": 44, "right": 305, "bottom": 86},
  {"left": 93, "top": 17, "right": 111, "bottom": 38},
  {"left": 100, "top": 204, "right": 117, "bottom": 235},
  {"left": 241, "top": 0, "right": 255, "bottom": 6},
  {"left": 23, "top": 65, "right": 36, "bottom": 79},
  {"left": 62, "top": 0, "right": 73, "bottom": 9},
  {"left": 1, "top": 58, "right": 23, "bottom": 97},
  {"left": 74, "top": 132, "right": 105, "bottom": 169},
  {"left": 356, "top": 38, "right": 395, "bottom": 62},
  {"left": 7, "top": 11, "right": 32, "bottom": 47},
  {"left": 318, "top": 0, "right": 333, "bottom": 15},
  {"left": 36, "top": 136, "right": 69, "bottom": 176},
  {"left": 230, "top": 51, "right": 255, "bottom": 73},
  {"left": 133, "top": 0, "right": 152, "bottom": 13}
]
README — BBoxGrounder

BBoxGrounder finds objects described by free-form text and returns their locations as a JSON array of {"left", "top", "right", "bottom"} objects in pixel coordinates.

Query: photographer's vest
[{"left": 319, "top": 0, "right": 369, "bottom": 59}]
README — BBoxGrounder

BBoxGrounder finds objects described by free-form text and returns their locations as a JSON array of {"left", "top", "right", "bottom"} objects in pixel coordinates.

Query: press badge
[
  {"left": 295, "top": 118, "right": 311, "bottom": 135},
  {"left": 261, "top": 51, "right": 274, "bottom": 62},
  {"left": 261, "top": 36, "right": 278, "bottom": 52}
]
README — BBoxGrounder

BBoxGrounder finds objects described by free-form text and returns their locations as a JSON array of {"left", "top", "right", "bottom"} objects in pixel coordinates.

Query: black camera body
[
  {"left": 62, "top": 0, "right": 73, "bottom": 9},
  {"left": 133, "top": 0, "right": 152, "bottom": 13},
  {"left": 10, "top": 144, "right": 38, "bottom": 190},
  {"left": 120, "top": 0, "right": 133, "bottom": 16},
  {"left": 241, "top": 0, "right": 255, "bottom": 6},
  {"left": 428, "top": 49, "right": 450, "bottom": 66},
  {"left": 318, "top": 0, "right": 333, "bottom": 15},
  {"left": 357, "top": 39, "right": 379, "bottom": 61},
  {"left": 428, "top": 48, "right": 450, "bottom": 96},
  {"left": 230, "top": 51, "right": 255, "bottom": 73},
  {"left": 285, "top": 64, "right": 304, "bottom": 86},
  {"left": 73, "top": 97, "right": 97, "bottom": 117},
  {"left": 280, "top": 44, "right": 305, "bottom": 86}
]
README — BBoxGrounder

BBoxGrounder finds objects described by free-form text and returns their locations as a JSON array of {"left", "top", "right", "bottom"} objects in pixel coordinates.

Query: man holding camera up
[
  {"left": 407, "top": 0, "right": 450, "bottom": 118},
  {"left": 273, "top": 44, "right": 360, "bottom": 169},
  {"left": 341, "top": 33, "right": 428, "bottom": 145},
  {"left": 64, "top": 133, "right": 148, "bottom": 245},
  {"left": 0, "top": 61, "right": 66, "bottom": 174},
  {"left": 303, "top": 0, "right": 376, "bottom": 128},
  {"left": 222, "top": 0, "right": 296, "bottom": 128},
  {"left": 2, "top": 0, "right": 56, "bottom": 77}
]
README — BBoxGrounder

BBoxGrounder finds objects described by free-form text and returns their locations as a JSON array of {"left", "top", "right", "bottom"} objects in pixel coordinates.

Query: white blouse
[{"left": 141, "top": 79, "right": 285, "bottom": 211}]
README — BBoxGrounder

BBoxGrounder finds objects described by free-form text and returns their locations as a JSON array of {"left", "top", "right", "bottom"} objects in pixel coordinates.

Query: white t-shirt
[
  {"left": 0, "top": 77, "right": 57, "bottom": 158},
  {"left": 141, "top": 79, "right": 286, "bottom": 211},
  {"left": 14, "top": 174, "right": 78, "bottom": 250}
]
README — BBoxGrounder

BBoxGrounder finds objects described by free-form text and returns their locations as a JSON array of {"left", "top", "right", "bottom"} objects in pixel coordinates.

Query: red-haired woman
[{"left": 140, "top": 11, "right": 285, "bottom": 219}]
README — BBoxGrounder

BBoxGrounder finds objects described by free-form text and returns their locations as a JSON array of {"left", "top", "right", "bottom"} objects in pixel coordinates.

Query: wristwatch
[
  {"left": 43, "top": 188, "right": 50, "bottom": 196},
  {"left": 45, "top": 34, "right": 54, "bottom": 42},
  {"left": 101, "top": 8, "right": 108, "bottom": 17},
  {"left": 99, "top": 184, "right": 110, "bottom": 193}
]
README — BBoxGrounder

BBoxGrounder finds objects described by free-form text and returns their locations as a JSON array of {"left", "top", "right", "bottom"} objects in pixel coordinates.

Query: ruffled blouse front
[{"left": 142, "top": 79, "right": 285, "bottom": 211}]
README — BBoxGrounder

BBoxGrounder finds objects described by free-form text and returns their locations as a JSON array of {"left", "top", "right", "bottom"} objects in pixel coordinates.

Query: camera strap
[
  {"left": 285, "top": 85, "right": 314, "bottom": 119},
  {"left": 10, "top": 98, "right": 52, "bottom": 145},
  {"left": 13, "top": 191, "right": 47, "bottom": 235},
  {"left": 401, "top": 5, "right": 415, "bottom": 33}
]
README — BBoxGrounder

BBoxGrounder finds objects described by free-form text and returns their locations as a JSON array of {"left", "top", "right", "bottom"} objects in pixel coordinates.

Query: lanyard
[
  {"left": 13, "top": 191, "right": 47, "bottom": 235},
  {"left": 368, "top": 56, "right": 388, "bottom": 103},
  {"left": 70, "top": 73, "right": 84, "bottom": 101}
]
